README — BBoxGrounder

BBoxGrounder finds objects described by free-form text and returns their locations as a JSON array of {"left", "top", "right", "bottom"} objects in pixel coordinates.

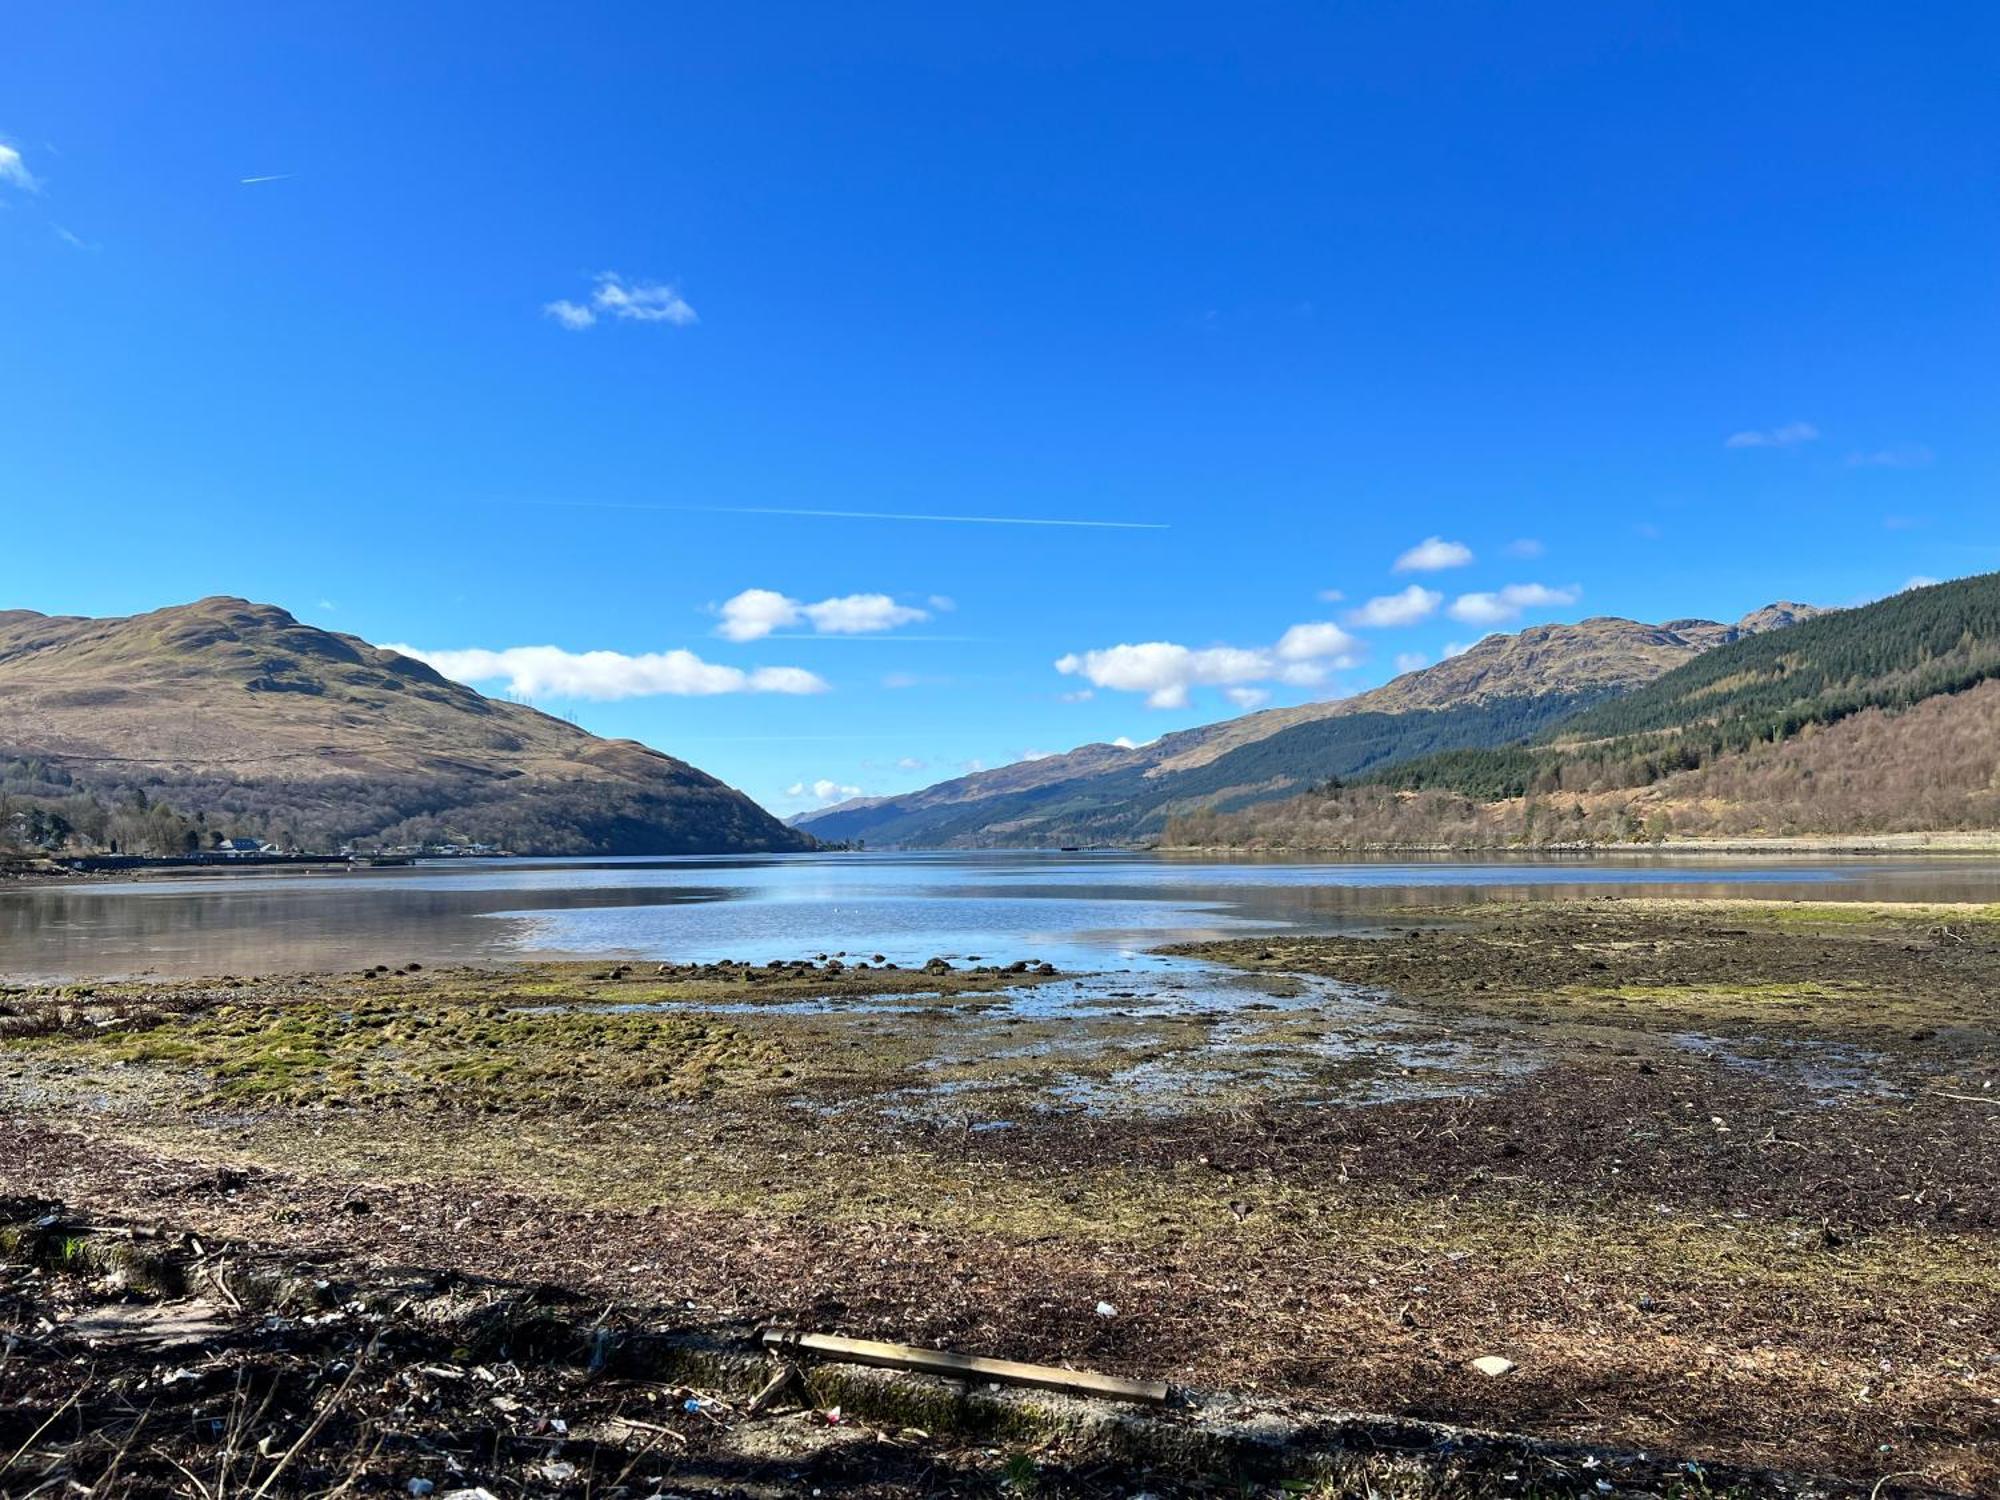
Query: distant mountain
[
  {"left": 796, "top": 605, "right": 1822, "bottom": 847},
  {"left": 0, "top": 597, "right": 812, "bottom": 856},
  {"left": 1171, "top": 573, "right": 2000, "bottom": 848}
]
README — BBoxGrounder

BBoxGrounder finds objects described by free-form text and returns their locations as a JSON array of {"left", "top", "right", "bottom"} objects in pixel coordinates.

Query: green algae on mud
[
  {"left": 6, "top": 954, "right": 1507, "bottom": 1122},
  {"left": 1169, "top": 898, "right": 2000, "bottom": 1054},
  {"left": 0, "top": 958, "right": 1065, "bottom": 1108},
  {"left": 29, "top": 995, "right": 792, "bottom": 1106}
]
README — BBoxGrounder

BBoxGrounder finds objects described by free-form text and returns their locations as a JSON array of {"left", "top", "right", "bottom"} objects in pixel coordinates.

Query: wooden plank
[{"left": 759, "top": 1329, "right": 1171, "bottom": 1406}]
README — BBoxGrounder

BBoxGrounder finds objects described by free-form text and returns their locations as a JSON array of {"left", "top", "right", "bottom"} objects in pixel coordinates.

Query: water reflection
[{"left": 4, "top": 850, "right": 1999, "bottom": 980}]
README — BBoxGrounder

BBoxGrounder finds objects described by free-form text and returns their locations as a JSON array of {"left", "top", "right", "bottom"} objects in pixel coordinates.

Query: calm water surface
[{"left": 6, "top": 850, "right": 2000, "bottom": 980}]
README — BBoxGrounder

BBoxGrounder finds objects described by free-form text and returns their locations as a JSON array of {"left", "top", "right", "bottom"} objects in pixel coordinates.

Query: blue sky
[{"left": 3, "top": 4, "right": 1994, "bottom": 817}]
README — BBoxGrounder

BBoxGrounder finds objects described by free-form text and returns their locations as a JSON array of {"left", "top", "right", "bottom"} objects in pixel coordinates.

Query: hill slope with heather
[
  {"left": 1168, "top": 573, "right": 2000, "bottom": 848},
  {"left": 796, "top": 605, "right": 1821, "bottom": 847},
  {"left": 0, "top": 597, "right": 812, "bottom": 856}
]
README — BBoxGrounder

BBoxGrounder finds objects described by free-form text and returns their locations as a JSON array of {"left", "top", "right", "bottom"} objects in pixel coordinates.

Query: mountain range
[
  {"left": 793, "top": 603, "right": 1824, "bottom": 848},
  {"left": 0, "top": 598, "right": 812, "bottom": 856},
  {"left": 14, "top": 582, "right": 1992, "bottom": 860}
]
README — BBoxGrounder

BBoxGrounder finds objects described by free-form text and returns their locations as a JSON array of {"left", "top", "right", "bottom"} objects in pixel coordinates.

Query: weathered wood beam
[{"left": 759, "top": 1329, "right": 1171, "bottom": 1406}]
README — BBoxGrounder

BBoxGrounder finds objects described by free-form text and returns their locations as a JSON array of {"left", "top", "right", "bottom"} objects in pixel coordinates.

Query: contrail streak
[
  {"left": 239, "top": 173, "right": 294, "bottom": 184},
  {"left": 534, "top": 500, "right": 1168, "bottom": 530}
]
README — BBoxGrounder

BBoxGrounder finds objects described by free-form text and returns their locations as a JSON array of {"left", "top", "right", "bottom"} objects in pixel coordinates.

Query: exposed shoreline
[{"left": 3, "top": 901, "right": 1996, "bottom": 1493}]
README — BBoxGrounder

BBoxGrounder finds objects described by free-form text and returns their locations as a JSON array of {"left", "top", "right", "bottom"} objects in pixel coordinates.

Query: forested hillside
[{"left": 1169, "top": 573, "right": 2000, "bottom": 848}]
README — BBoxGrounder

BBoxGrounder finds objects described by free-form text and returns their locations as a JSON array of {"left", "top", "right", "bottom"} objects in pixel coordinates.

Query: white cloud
[
  {"left": 1058, "top": 688, "right": 1095, "bottom": 703},
  {"left": 1018, "top": 749, "right": 1056, "bottom": 762},
  {"left": 1725, "top": 421, "right": 1818, "bottom": 449},
  {"left": 1446, "top": 583, "right": 1580, "bottom": 626},
  {"left": 543, "top": 299, "right": 596, "bottom": 330},
  {"left": 1110, "top": 736, "right": 1139, "bottom": 749},
  {"left": 895, "top": 756, "right": 928, "bottom": 771},
  {"left": 1900, "top": 575, "right": 1941, "bottom": 593},
  {"left": 390, "top": 643, "right": 828, "bottom": 700},
  {"left": 717, "top": 588, "right": 928, "bottom": 642},
  {"left": 1504, "top": 538, "right": 1545, "bottom": 559},
  {"left": 1394, "top": 651, "right": 1428, "bottom": 673},
  {"left": 1275, "top": 621, "right": 1358, "bottom": 662},
  {"left": 789, "top": 778, "right": 863, "bottom": 803},
  {"left": 1393, "top": 536, "right": 1474, "bottom": 572},
  {"left": 1847, "top": 445, "right": 1933, "bottom": 469},
  {"left": 1055, "top": 621, "right": 1359, "bottom": 710},
  {"left": 1347, "top": 585, "right": 1442, "bottom": 628},
  {"left": 1225, "top": 687, "right": 1270, "bottom": 709},
  {"left": 1442, "top": 640, "right": 1474, "bottom": 658},
  {"left": 0, "top": 144, "right": 39, "bottom": 193},
  {"left": 962, "top": 758, "right": 987, "bottom": 773},
  {"left": 545, "top": 272, "right": 698, "bottom": 330},
  {"left": 1315, "top": 588, "right": 1345, "bottom": 603},
  {"left": 802, "top": 594, "right": 929, "bottom": 635},
  {"left": 715, "top": 589, "right": 797, "bottom": 642}
]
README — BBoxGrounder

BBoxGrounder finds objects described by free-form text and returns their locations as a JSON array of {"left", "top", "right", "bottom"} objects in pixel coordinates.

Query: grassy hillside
[
  {"left": 0, "top": 597, "right": 812, "bottom": 857},
  {"left": 1170, "top": 573, "right": 2000, "bottom": 847}
]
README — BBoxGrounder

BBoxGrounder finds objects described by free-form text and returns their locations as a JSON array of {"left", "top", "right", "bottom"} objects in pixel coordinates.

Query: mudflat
[{"left": 1, "top": 904, "right": 1995, "bottom": 1496}]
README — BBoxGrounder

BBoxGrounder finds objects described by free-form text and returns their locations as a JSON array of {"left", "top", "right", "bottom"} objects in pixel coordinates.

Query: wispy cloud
[
  {"left": 1347, "top": 584, "right": 1442, "bottom": 628},
  {"left": 239, "top": 173, "right": 293, "bottom": 185},
  {"left": 1393, "top": 651, "right": 1428, "bottom": 673},
  {"left": 1055, "top": 620, "right": 1359, "bottom": 710},
  {"left": 1847, "top": 445, "right": 1933, "bottom": 469},
  {"left": 534, "top": 500, "right": 1168, "bottom": 530},
  {"left": 1393, "top": 536, "right": 1474, "bottom": 572},
  {"left": 1447, "top": 582, "right": 1580, "bottom": 626},
  {"left": 545, "top": 272, "right": 698, "bottom": 331},
  {"left": 0, "top": 144, "right": 39, "bottom": 193},
  {"left": 716, "top": 588, "right": 929, "bottom": 642},
  {"left": 1504, "top": 538, "right": 1545, "bottom": 559},
  {"left": 389, "top": 642, "right": 828, "bottom": 700},
  {"left": 1900, "top": 575, "right": 1941, "bottom": 593},
  {"left": 1725, "top": 421, "right": 1819, "bottom": 449}
]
